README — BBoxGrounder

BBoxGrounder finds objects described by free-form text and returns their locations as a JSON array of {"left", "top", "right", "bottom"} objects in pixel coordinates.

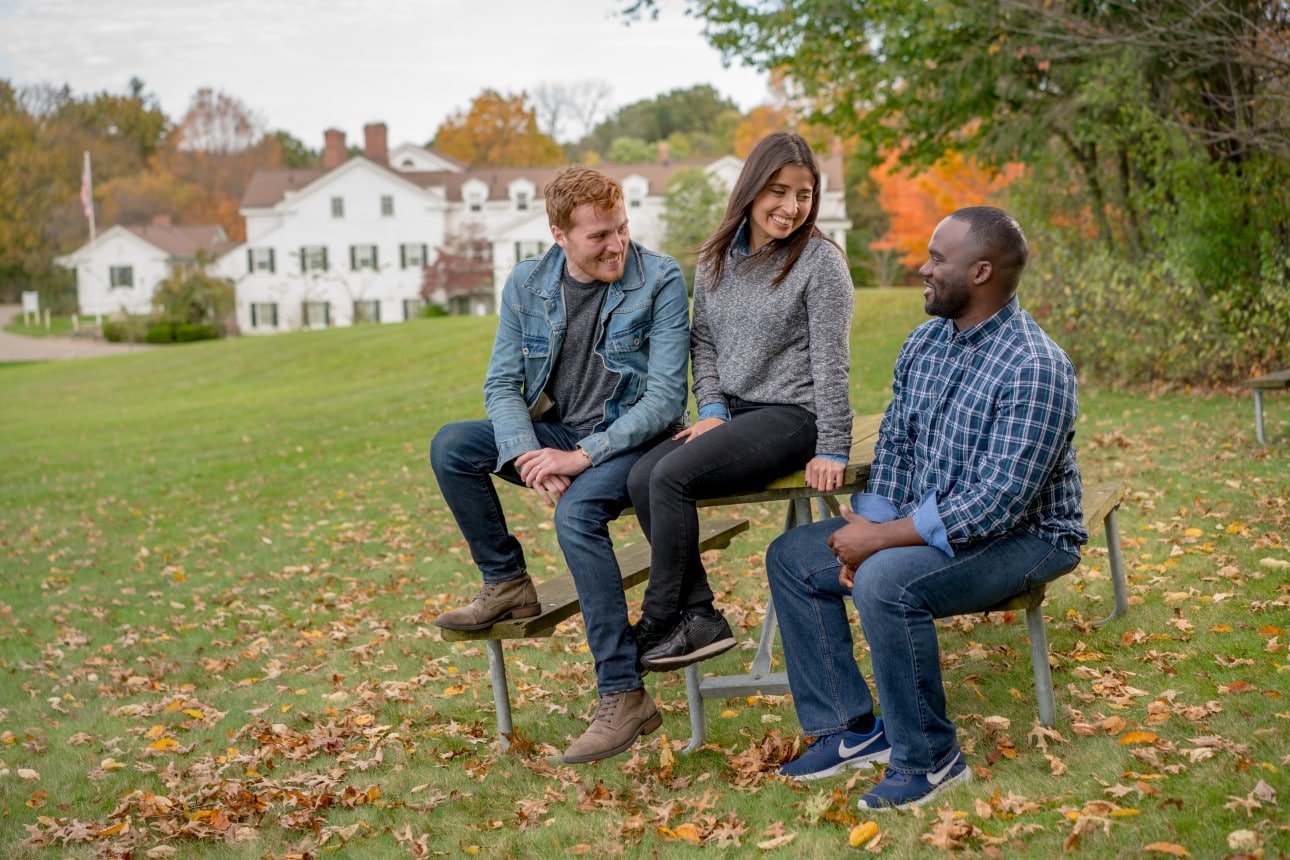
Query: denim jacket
[{"left": 483, "top": 241, "right": 690, "bottom": 470}]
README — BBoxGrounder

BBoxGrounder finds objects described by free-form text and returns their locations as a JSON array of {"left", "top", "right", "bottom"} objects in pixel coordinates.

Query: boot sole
[
  {"left": 641, "top": 635, "right": 736, "bottom": 671},
  {"left": 562, "top": 711, "right": 663, "bottom": 764},
  {"left": 433, "top": 602, "right": 541, "bottom": 632}
]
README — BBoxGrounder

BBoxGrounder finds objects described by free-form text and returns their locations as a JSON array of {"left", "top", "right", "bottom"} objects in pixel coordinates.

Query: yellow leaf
[
  {"left": 354, "top": 714, "right": 375, "bottom": 726},
  {"left": 669, "top": 823, "right": 702, "bottom": 843},
  {"left": 849, "top": 821, "right": 880, "bottom": 847},
  {"left": 101, "top": 758, "right": 126, "bottom": 770},
  {"left": 1144, "top": 842, "right": 1190, "bottom": 857},
  {"left": 145, "top": 725, "right": 167, "bottom": 739},
  {"left": 659, "top": 745, "right": 675, "bottom": 770},
  {"left": 443, "top": 684, "right": 468, "bottom": 696},
  {"left": 280, "top": 703, "right": 292, "bottom": 713},
  {"left": 97, "top": 820, "right": 129, "bottom": 837},
  {"left": 720, "top": 709, "right": 738, "bottom": 718},
  {"left": 182, "top": 709, "right": 205, "bottom": 718},
  {"left": 1119, "top": 731, "right": 1158, "bottom": 745},
  {"left": 1209, "top": 624, "right": 1232, "bottom": 633},
  {"left": 148, "top": 738, "right": 179, "bottom": 751},
  {"left": 1111, "top": 808, "right": 1141, "bottom": 816},
  {"left": 1258, "top": 625, "right": 1284, "bottom": 637},
  {"left": 1182, "top": 528, "right": 1203, "bottom": 537}
]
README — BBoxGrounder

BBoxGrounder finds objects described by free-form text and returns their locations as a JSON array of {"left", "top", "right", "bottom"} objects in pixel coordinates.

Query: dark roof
[
  {"left": 124, "top": 223, "right": 235, "bottom": 258},
  {"left": 238, "top": 150, "right": 849, "bottom": 210}
]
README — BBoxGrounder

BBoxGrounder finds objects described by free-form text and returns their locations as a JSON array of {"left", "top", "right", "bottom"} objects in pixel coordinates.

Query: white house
[
  {"left": 60, "top": 122, "right": 853, "bottom": 335},
  {"left": 56, "top": 217, "right": 234, "bottom": 317}
]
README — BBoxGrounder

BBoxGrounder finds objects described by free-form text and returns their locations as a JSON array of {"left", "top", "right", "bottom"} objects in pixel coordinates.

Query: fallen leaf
[
  {"left": 1119, "top": 731, "right": 1158, "bottom": 745},
  {"left": 849, "top": 821, "right": 880, "bottom": 848},
  {"left": 758, "top": 833, "right": 796, "bottom": 850},
  {"left": 17, "top": 768, "right": 40, "bottom": 781},
  {"left": 1143, "top": 842, "right": 1189, "bottom": 857}
]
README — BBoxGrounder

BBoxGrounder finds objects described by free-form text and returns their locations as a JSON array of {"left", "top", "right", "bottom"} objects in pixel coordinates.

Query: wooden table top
[{"left": 696, "top": 411, "right": 883, "bottom": 507}]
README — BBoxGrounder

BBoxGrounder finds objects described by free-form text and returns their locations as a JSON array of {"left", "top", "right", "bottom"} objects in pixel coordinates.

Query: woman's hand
[
  {"left": 672, "top": 416, "right": 726, "bottom": 442},
  {"left": 804, "top": 456, "right": 846, "bottom": 493}
]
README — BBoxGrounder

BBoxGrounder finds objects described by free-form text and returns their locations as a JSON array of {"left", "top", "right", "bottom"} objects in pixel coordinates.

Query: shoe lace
[{"left": 591, "top": 694, "right": 622, "bottom": 724}]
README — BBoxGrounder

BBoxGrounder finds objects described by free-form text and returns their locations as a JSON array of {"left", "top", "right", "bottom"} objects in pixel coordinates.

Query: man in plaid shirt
[{"left": 769, "top": 206, "right": 1087, "bottom": 810}]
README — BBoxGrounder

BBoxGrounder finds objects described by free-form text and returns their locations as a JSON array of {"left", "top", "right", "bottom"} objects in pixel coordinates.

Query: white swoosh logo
[
  {"left": 838, "top": 738, "right": 872, "bottom": 757},
  {"left": 927, "top": 755, "right": 960, "bottom": 786}
]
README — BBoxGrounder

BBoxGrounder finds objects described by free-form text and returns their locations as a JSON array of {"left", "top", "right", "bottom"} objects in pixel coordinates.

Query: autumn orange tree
[
  {"left": 433, "top": 89, "right": 563, "bottom": 168},
  {"left": 869, "top": 149, "right": 1024, "bottom": 269}
]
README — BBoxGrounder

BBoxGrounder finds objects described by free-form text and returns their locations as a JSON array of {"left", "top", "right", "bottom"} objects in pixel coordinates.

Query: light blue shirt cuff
[
  {"left": 848, "top": 492, "right": 899, "bottom": 523},
  {"left": 912, "top": 488, "right": 954, "bottom": 556},
  {"left": 818, "top": 453, "right": 848, "bottom": 466},
  {"left": 698, "top": 403, "right": 731, "bottom": 422}
]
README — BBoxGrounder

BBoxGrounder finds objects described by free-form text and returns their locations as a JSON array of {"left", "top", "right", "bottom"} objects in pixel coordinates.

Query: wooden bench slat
[
  {"left": 1242, "top": 369, "right": 1290, "bottom": 389},
  {"left": 438, "top": 516, "right": 750, "bottom": 642},
  {"left": 984, "top": 480, "right": 1127, "bottom": 613}
]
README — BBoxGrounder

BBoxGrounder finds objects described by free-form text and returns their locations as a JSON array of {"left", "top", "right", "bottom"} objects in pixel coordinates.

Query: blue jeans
[
  {"left": 430, "top": 419, "right": 658, "bottom": 696},
  {"left": 627, "top": 401, "right": 817, "bottom": 622},
  {"left": 766, "top": 518, "right": 1079, "bottom": 774}
]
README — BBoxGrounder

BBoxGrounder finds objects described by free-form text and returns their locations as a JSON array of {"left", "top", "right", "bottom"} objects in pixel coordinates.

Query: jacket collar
[{"left": 521, "top": 242, "right": 647, "bottom": 298}]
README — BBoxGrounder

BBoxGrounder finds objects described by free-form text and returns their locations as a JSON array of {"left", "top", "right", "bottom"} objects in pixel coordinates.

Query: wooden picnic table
[{"left": 1243, "top": 369, "right": 1290, "bottom": 444}]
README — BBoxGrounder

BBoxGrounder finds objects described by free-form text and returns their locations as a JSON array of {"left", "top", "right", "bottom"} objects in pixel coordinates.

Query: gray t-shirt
[{"left": 542, "top": 268, "right": 621, "bottom": 433}]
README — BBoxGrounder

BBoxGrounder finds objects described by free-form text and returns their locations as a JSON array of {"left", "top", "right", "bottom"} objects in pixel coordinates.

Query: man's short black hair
[{"left": 950, "top": 206, "right": 1028, "bottom": 287}]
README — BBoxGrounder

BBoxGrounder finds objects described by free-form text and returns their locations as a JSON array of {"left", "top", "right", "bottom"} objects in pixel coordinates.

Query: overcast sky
[{"left": 0, "top": 0, "right": 772, "bottom": 149}]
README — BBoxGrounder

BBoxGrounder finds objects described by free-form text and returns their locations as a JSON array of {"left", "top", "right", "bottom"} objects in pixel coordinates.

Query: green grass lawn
[
  {"left": 1, "top": 288, "right": 1286, "bottom": 858},
  {"left": 3, "top": 314, "right": 87, "bottom": 338}
]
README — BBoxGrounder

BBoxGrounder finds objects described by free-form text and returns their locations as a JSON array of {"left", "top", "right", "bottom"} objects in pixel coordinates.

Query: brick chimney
[
  {"left": 323, "top": 128, "right": 347, "bottom": 169},
  {"left": 657, "top": 141, "right": 670, "bottom": 166},
  {"left": 363, "top": 122, "right": 388, "bottom": 165},
  {"left": 151, "top": 214, "right": 172, "bottom": 229}
]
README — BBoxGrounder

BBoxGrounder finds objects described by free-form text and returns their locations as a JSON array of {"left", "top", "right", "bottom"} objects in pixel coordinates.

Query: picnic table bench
[
  {"left": 440, "top": 412, "right": 1128, "bottom": 752},
  {"left": 437, "top": 514, "right": 750, "bottom": 746},
  {"left": 1243, "top": 369, "right": 1290, "bottom": 444}
]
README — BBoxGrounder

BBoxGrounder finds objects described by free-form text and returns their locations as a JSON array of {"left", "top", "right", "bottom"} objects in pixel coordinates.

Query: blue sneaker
[
  {"left": 857, "top": 750, "right": 971, "bottom": 811},
  {"left": 778, "top": 719, "right": 891, "bottom": 780}
]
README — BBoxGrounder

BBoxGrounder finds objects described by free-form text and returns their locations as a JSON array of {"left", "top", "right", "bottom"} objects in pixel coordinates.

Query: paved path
[{"left": 0, "top": 305, "right": 157, "bottom": 361}]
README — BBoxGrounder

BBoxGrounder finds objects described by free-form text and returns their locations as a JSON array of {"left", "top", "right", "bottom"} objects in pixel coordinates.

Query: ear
[
  {"left": 550, "top": 224, "right": 567, "bottom": 250},
  {"left": 971, "top": 259, "right": 993, "bottom": 285}
]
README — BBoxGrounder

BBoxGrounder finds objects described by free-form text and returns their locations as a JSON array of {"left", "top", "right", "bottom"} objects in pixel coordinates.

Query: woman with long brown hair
[{"left": 627, "top": 130, "right": 855, "bottom": 671}]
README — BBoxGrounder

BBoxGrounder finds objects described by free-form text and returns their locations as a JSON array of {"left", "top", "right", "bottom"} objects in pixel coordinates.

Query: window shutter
[
  {"left": 350, "top": 246, "right": 356, "bottom": 271},
  {"left": 321, "top": 248, "right": 329, "bottom": 272},
  {"left": 371, "top": 246, "right": 378, "bottom": 269},
  {"left": 268, "top": 248, "right": 275, "bottom": 273},
  {"left": 247, "top": 248, "right": 254, "bottom": 274},
  {"left": 300, "top": 247, "right": 307, "bottom": 273},
  {"left": 400, "top": 244, "right": 406, "bottom": 269},
  {"left": 251, "top": 304, "right": 258, "bottom": 327}
]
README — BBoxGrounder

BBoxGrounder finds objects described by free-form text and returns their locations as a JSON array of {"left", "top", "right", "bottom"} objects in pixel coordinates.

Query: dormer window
[{"left": 516, "top": 190, "right": 529, "bottom": 212}]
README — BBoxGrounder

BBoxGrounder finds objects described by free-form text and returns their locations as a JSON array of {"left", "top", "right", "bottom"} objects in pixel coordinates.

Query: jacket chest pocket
[
  {"left": 605, "top": 320, "right": 647, "bottom": 355},
  {"left": 521, "top": 335, "right": 551, "bottom": 373}
]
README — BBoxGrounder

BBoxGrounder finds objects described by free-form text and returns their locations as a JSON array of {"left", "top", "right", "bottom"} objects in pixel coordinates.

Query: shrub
[
  {"left": 144, "top": 322, "right": 176, "bottom": 344},
  {"left": 102, "top": 318, "right": 150, "bottom": 343},
  {"left": 421, "top": 304, "right": 449, "bottom": 318},
  {"left": 174, "top": 323, "right": 218, "bottom": 342},
  {"left": 1028, "top": 247, "right": 1290, "bottom": 386}
]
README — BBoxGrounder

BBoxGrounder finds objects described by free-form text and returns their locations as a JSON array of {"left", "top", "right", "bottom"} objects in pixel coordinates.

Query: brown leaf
[{"left": 1143, "top": 841, "right": 1190, "bottom": 857}]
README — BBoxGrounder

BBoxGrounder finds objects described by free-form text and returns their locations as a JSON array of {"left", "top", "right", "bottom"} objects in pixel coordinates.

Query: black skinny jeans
[{"left": 626, "top": 400, "right": 818, "bottom": 622}]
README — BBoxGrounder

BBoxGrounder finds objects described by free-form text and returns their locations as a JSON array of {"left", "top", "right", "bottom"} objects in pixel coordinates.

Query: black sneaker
[
  {"left": 632, "top": 615, "right": 673, "bottom": 675},
  {"left": 640, "top": 608, "right": 736, "bottom": 671}
]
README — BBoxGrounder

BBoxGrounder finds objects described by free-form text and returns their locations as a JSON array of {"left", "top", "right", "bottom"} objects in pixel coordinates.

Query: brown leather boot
[
  {"left": 563, "top": 688, "right": 662, "bottom": 763},
  {"left": 433, "top": 575, "right": 540, "bottom": 631}
]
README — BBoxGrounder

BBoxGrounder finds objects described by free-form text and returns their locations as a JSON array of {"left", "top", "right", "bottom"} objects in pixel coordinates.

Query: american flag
[{"left": 80, "top": 153, "right": 92, "bottom": 219}]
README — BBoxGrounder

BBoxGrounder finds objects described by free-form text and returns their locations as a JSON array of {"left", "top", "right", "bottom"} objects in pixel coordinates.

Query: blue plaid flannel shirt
[{"left": 850, "top": 297, "right": 1088, "bottom": 557}]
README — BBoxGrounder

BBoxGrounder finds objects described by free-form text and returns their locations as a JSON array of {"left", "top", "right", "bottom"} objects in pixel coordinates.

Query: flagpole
[{"left": 81, "top": 151, "right": 96, "bottom": 243}]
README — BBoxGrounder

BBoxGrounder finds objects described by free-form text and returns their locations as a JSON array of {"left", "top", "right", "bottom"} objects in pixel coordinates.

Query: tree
[
  {"left": 608, "top": 136, "right": 657, "bottom": 164},
  {"left": 870, "top": 150, "right": 1024, "bottom": 268},
  {"left": 578, "top": 85, "right": 742, "bottom": 157},
  {"left": 421, "top": 229, "right": 494, "bottom": 314},
  {"left": 531, "top": 80, "right": 614, "bottom": 143},
  {"left": 660, "top": 167, "right": 728, "bottom": 288},
  {"left": 731, "top": 104, "right": 793, "bottom": 158},
  {"left": 433, "top": 90, "right": 563, "bottom": 167},
  {"left": 152, "top": 252, "right": 236, "bottom": 333}
]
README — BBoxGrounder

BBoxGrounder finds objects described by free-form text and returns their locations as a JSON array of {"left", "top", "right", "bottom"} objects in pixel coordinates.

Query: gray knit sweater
[{"left": 691, "top": 234, "right": 855, "bottom": 458}]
